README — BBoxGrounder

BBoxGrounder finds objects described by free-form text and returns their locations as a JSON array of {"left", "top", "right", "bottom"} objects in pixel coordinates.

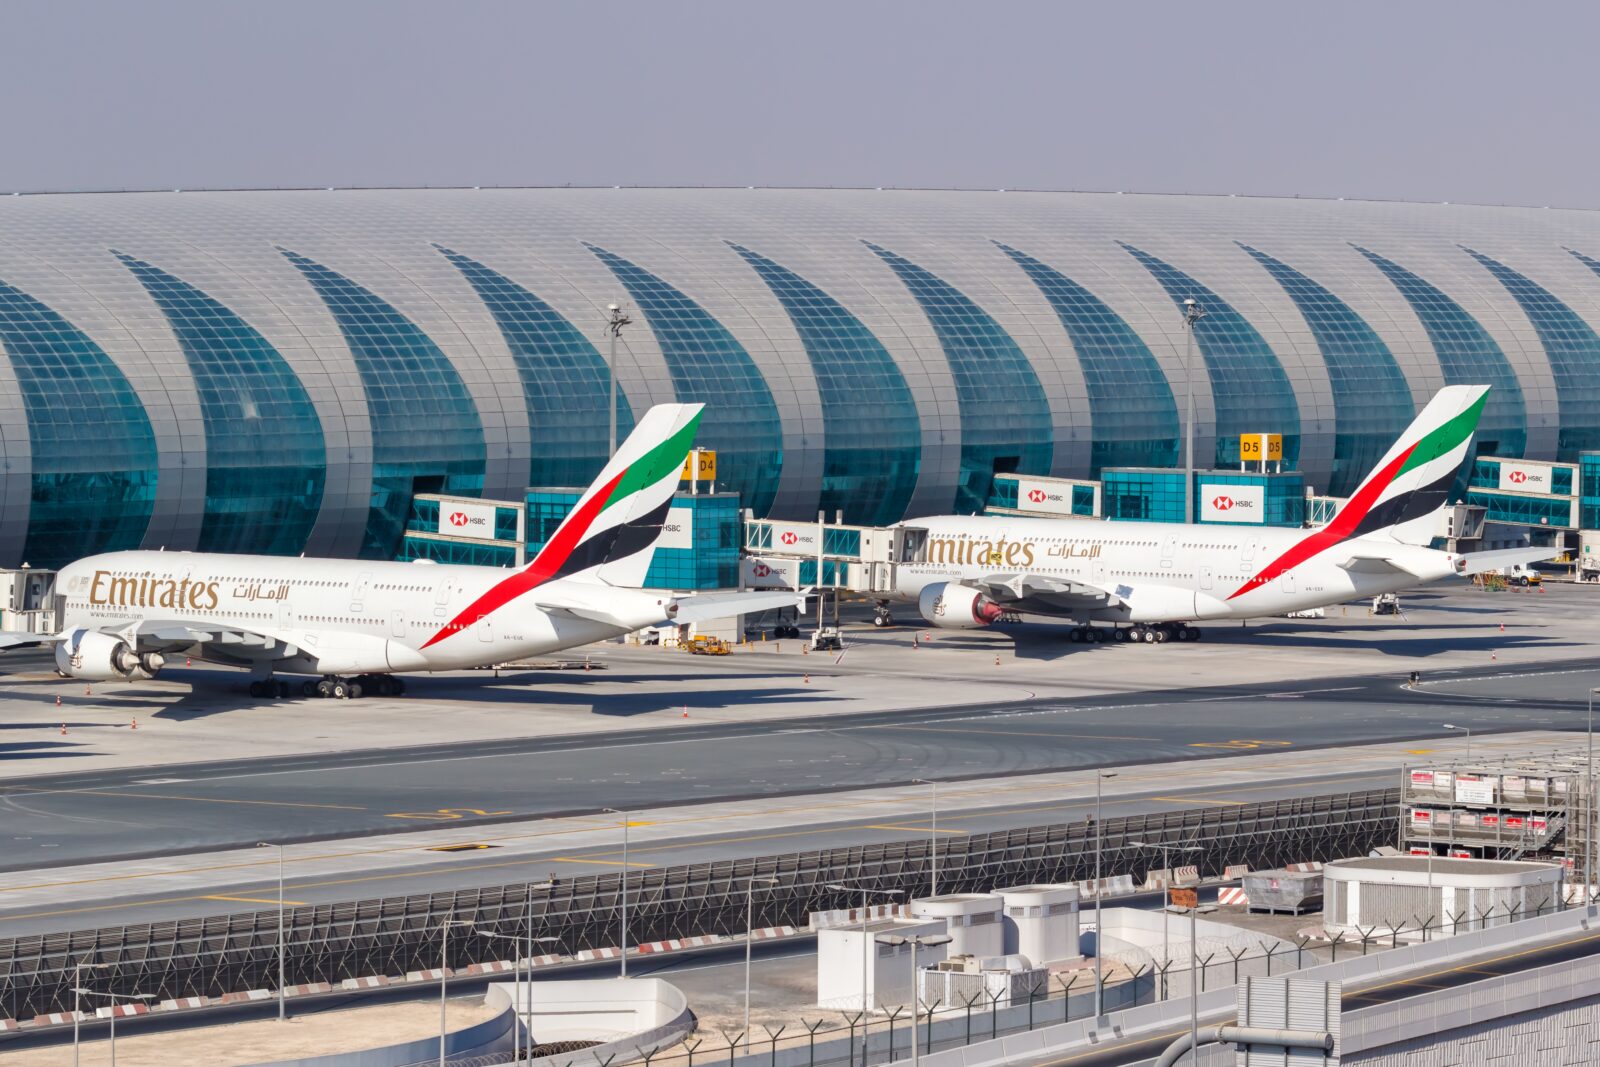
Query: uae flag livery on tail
[
  {"left": 422, "top": 403, "right": 705, "bottom": 648},
  {"left": 1229, "top": 385, "right": 1489, "bottom": 600}
]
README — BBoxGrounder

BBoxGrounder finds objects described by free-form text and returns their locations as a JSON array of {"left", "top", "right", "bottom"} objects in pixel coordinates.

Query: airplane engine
[
  {"left": 54, "top": 631, "right": 140, "bottom": 681},
  {"left": 918, "top": 582, "right": 1005, "bottom": 629}
]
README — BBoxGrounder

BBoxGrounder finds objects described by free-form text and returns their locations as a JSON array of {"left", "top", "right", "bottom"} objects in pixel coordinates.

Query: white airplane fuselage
[
  {"left": 890, "top": 514, "right": 1459, "bottom": 625},
  {"left": 55, "top": 550, "right": 674, "bottom": 676}
]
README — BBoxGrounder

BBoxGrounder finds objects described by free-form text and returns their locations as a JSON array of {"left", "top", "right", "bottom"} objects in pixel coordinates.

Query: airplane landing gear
[
  {"left": 1120, "top": 623, "right": 1202, "bottom": 645},
  {"left": 1067, "top": 626, "right": 1107, "bottom": 643},
  {"left": 247, "top": 678, "right": 291, "bottom": 699},
  {"left": 871, "top": 601, "right": 896, "bottom": 628},
  {"left": 312, "top": 674, "right": 406, "bottom": 699}
]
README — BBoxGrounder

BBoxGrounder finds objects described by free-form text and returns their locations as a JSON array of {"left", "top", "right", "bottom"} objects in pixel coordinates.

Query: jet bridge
[{"left": 740, "top": 518, "right": 905, "bottom": 597}]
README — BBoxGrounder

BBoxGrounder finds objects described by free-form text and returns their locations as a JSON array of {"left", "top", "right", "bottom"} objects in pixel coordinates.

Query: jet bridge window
[{"left": 899, "top": 527, "right": 929, "bottom": 563}]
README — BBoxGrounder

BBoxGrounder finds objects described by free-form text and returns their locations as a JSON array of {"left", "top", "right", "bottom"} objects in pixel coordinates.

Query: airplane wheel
[
  {"left": 302, "top": 680, "right": 319, "bottom": 698},
  {"left": 248, "top": 681, "right": 264, "bottom": 698},
  {"left": 1172, "top": 626, "right": 1190, "bottom": 642},
  {"left": 393, "top": 677, "right": 407, "bottom": 696},
  {"left": 348, "top": 682, "right": 364, "bottom": 699},
  {"left": 1113, "top": 628, "right": 1128, "bottom": 643},
  {"left": 1156, "top": 627, "right": 1171, "bottom": 643},
  {"left": 872, "top": 615, "right": 888, "bottom": 628},
  {"left": 1185, "top": 626, "right": 1202, "bottom": 642},
  {"left": 331, "top": 681, "right": 349, "bottom": 700},
  {"left": 1068, "top": 628, "right": 1083, "bottom": 643},
  {"left": 1145, "top": 628, "right": 1161, "bottom": 644},
  {"left": 377, "top": 676, "right": 399, "bottom": 697}
]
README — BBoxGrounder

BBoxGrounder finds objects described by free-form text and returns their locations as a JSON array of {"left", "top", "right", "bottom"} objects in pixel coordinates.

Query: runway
[{"left": 1, "top": 655, "right": 1595, "bottom": 869}]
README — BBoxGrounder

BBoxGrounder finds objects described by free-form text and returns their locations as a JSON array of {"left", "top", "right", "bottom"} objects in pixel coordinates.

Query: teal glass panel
[
  {"left": 864, "top": 242, "right": 1053, "bottom": 512},
  {"left": 0, "top": 277, "right": 156, "bottom": 566},
  {"left": 1355, "top": 246, "right": 1527, "bottom": 458},
  {"left": 437, "top": 246, "right": 634, "bottom": 488},
  {"left": 729, "top": 243, "right": 919, "bottom": 525},
  {"left": 281, "top": 249, "right": 485, "bottom": 559},
  {"left": 116, "top": 253, "right": 325, "bottom": 555},
  {"left": 586, "top": 245, "right": 782, "bottom": 517},
  {"left": 1239, "top": 245, "right": 1413, "bottom": 495},
  {"left": 1470, "top": 247, "right": 1600, "bottom": 460},
  {"left": 1120, "top": 244, "right": 1301, "bottom": 469},
  {"left": 997, "top": 243, "right": 1178, "bottom": 474}
]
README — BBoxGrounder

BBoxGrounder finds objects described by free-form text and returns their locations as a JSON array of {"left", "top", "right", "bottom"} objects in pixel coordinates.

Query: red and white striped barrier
[
  {"left": 575, "top": 946, "right": 622, "bottom": 961},
  {"left": 637, "top": 934, "right": 725, "bottom": 954},
  {"left": 1075, "top": 875, "right": 1137, "bottom": 900},
  {"left": 284, "top": 982, "right": 333, "bottom": 998},
  {"left": 158, "top": 996, "right": 210, "bottom": 1011},
  {"left": 1173, "top": 865, "right": 1200, "bottom": 885},
  {"left": 340, "top": 976, "right": 390, "bottom": 991},
  {"left": 95, "top": 1003, "right": 149, "bottom": 1019},
  {"left": 0, "top": 1020, "right": 17, "bottom": 1032},
  {"left": 31, "top": 1012, "right": 82, "bottom": 1027},
  {"left": 218, "top": 989, "right": 271, "bottom": 1005},
  {"left": 465, "top": 961, "right": 515, "bottom": 975},
  {"left": 1223, "top": 864, "right": 1249, "bottom": 879},
  {"left": 524, "top": 953, "right": 565, "bottom": 968},
  {"left": 405, "top": 968, "right": 452, "bottom": 982},
  {"left": 748, "top": 926, "right": 797, "bottom": 941},
  {"left": 1286, "top": 861, "right": 1324, "bottom": 873},
  {"left": 1217, "top": 888, "right": 1249, "bottom": 906},
  {"left": 809, "top": 904, "right": 910, "bottom": 930}
]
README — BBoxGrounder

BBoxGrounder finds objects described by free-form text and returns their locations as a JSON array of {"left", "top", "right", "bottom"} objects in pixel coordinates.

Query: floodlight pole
[
  {"left": 1094, "top": 770, "right": 1116, "bottom": 1018},
  {"left": 606, "top": 304, "right": 631, "bottom": 459},
  {"left": 605, "top": 809, "right": 631, "bottom": 976},
  {"left": 914, "top": 779, "right": 939, "bottom": 895},
  {"left": 1180, "top": 298, "right": 1205, "bottom": 523},
  {"left": 1589, "top": 690, "right": 1599, "bottom": 901}
]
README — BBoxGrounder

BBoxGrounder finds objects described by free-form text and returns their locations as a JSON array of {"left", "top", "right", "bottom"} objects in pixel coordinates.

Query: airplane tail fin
[
  {"left": 523, "top": 403, "right": 704, "bottom": 588},
  {"left": 1328, "top": 385, "right": 1489, "bottom": 547}
]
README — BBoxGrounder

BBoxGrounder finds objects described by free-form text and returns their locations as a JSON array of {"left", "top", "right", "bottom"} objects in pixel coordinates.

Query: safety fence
[{"left": 0, "top": 786, "right": 1399, "bottom": 1023}]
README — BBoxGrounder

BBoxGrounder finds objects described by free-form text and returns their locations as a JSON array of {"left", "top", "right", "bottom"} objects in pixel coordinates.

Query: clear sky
[{"left": 5, "top": 0, "right": 1596, "bottom": 208}]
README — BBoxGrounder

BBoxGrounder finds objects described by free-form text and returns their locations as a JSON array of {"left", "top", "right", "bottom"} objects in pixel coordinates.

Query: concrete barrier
[
  {"left": 489, "top": 977, "right": 694, "bottom": 1067},
  {"left": 94, "top": 1003, "right": 149, "bottom": 1019},
  {"left": 1217, "top": 888, "right": 1249, "bottom": 906},
  {"left": 339, "top": 976, "right": 389, "bottom": 990},
  {"left": 158, "top": 996, "right": 211, "bottom": 1011},
  {"left": 219, "top": 989, "right": 272, "bottom": 1005}
]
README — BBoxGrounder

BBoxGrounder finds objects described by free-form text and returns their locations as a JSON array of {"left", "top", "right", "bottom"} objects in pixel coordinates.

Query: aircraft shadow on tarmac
[{"left": 104, "top": 668, "right": 850, "bottom": 722}]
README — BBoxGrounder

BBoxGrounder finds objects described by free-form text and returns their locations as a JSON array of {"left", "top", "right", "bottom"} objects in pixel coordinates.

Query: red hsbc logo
[
  {"left": 753, "top": 563, "right": 772, "bottom": 577},
  {"left": 1027, "top": 489, "right": 1047, "bottom": 503},
  {"left": 1212, "top": 495, "right": 1234, "bottom": 511},
  {"left": 1509, "top": 470, "right": 1527, "bottom": 484},
  {"left": 780, "top": 531, "right": 798, "bottom": 545},
  {"left": 450, "top": 511, "right": 469, "bottom": 526}
]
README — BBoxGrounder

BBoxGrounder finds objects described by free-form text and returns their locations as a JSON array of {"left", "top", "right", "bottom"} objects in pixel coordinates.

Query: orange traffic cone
[
  {"left": 59, "top": 723, "right": 66, "bottom": 736},
  {"left": 55, "top": 695, "right": 61, "bottom": 707},
  {"left": 994, "top": 654, "right": 1000, "bottom": 666},
  {"left": 84, "top": 686, "right": 91, "bottom": 696},
  {"left": 804, "top": 673, "right": 810, "bottom": 685},
  {"left": 185, "top": 656, "right": 191, "bottom": 667},
  {"left": 131, "top": 718, "right": 138, "bottom": 730},
  {"left": 1499, "top": 622, "right": 1505, "bottom": 632},
  {"left": 682, "top": 706, "right": 689, "bottom": 718}
]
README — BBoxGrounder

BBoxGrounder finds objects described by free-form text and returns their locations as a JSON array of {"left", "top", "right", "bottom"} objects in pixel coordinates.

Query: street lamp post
[
  {"left": 474, "top": 928, "right": 559, "bottom": 1066},
  {"left": 71, "top": 989, "right": 152, "bottom": 1067},
  {"left": 256, "top": 842, "right": 286, "bottom": 1021},
  {"left": 827, "top": 882, "right": 902, "bottom": 1067},
  {"left": 439, "top": 919, "right": 475, "bottom": 1067},
  {"left": 1174, "top": 903, "right": 1218, "bottom": 1060},
  {"left": 604, "top": 808, "right": 632, "bottom": 976},
  {"left": 605, "top": 304, "right": 631, "bottom": 459},
  {"left": 874, "top": 934, "right": 952, "bottom": 1067},
  {"left": 1443, "top": 722, "right": 1472, "bottom": 761},
  {"left": 1093, "top": 770, "right": 1117, "bottom": 1018},
  {"left": 1180, "top": 298, "right": 1205, "bottom": 524},
  {"left": 1588, "top": 689, "right": 1600, "bottom": 903},
  {"left": 913, "top": 779, "right": 939, "bottom": 895},
  {"left": 71, "top": 961, "right": 109, "bottom": 1067},
  {"left": 1128, "top": 840, "right": 1200, "bottom": 971},
  {"left": 744, "top": 877, "right": 781, "bottom": 1051}
]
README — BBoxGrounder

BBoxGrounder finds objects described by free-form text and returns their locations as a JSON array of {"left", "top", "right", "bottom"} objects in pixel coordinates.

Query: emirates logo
[
  {"left": 780, "top": 531, "right": 798, "bottom": 545},
  {"left": 450, "top": 512, "right": 469, "bottom": 526},
  {"left": 1027, "top": 489, "right": 1047, "bottom": 503},
  {"left": 1212, "top": 495, "right": 1234, "bottom": 511}
]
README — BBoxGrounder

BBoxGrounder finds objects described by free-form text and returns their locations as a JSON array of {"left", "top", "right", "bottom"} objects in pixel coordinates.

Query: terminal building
[{"left": 2, "top": 188, "right": 1600, "bottom": 570}]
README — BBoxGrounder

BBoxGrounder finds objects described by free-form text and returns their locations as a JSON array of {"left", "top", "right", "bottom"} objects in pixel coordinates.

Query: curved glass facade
[
  {"left": 587, "top": 244, "right": 783, "bottom": 516},
  {"left": 280, "top": 249, "right": 485, "bottom": 559},
  {"left": 437, "top": 245, "right": 634, "bottom": 489},
  {"left": 1120, "top": 244, "right": 1300, "bottom": 468},
  {"left": 1465, "top": 248, "right": 1600, "bottom": 459},
  {"left": 996, "top": 243, "right": 1178, "bottom": 475},
  {"left": 864, "top": 242, "right": 1053, "bottom": 512},
  {"left": 729, "top": 243, "right": 919, "bottom": 525},
  {"left": 1239, "top": 245, "right": 1413, "bottom": 495},
  {"left": 115, "top": 253, "right": 326, "bottom": 554},
  {"left": 0, "top": 277, "right": 156, "bottom": 567},
  {"left": 1356, "top": 247, "right": 1528, "bottom": 458}
]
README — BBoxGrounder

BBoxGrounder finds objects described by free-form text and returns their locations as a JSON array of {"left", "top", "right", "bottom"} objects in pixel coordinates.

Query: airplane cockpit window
[{"left": 900, "top": 527, "right": 929, "bottom": 563}]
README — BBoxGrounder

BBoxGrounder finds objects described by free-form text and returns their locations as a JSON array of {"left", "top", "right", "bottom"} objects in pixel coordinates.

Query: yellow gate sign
[
  {"left": 681, "top": 449, "right": 717, "bottom": 481},
  {"left": 1239, "top": 434, "right": 1283, "bottom": 463}
]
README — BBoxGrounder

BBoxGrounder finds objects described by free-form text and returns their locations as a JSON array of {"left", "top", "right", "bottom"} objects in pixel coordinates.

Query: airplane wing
[
  {"left": 1337, "top": 553, "right": 1426, "bottom": 579},
  {"left": 128, "top": 620, "right": 302, "bottom": 661},
  {"left": 666, "top": 589, "right": 809, "bottom": 627},
  {"left": 1456, "top": 546, "right": 1561, "bottom": 576},
  {"left": 0, "top": 631, "right": 58, "bottom": 651},
  {"left": 969, "top": 572, "right": 1129, "bottom": 613}
]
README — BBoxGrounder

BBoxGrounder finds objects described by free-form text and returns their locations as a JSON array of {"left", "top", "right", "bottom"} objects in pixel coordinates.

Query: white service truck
[{"left": 1582, "top": 531, "right": 1600, "bottom": 582}]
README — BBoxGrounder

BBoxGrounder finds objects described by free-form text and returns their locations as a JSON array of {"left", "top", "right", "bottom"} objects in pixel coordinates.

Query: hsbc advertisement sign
[
  {"left": 742, "top": 556, "right": 801, "bottom": 589},
  {"left": 766, "top": 522, "right": 820, "bottom": 553},
  {"left": 1199, "top": 484, "right": 1265, "bottom": 524},
  {"left": 439, "top": 501, "right": 499, "bottom": 541},
  {"left": 656, "top": 506, "right": 694, "bottom": 550},
  {"left": 1498, "top": 463, "right": 1553, "bottom": 495},
  {"left": 1014, "top": 478, "right": 1078, "bottom": 517}
]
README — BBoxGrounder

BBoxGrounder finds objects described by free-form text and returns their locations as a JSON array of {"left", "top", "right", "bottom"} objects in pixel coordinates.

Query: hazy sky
[{"left": 5, "top": 0, "right": 1597, "bottom": 207}]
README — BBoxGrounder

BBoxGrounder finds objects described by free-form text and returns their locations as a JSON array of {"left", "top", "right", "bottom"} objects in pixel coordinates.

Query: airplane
[
  {"left": 887, "top": 384, "right": 1554, "bottom": 644},
  {"left": 13, "top": 403, "right": 800, "bottom": 698}
]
